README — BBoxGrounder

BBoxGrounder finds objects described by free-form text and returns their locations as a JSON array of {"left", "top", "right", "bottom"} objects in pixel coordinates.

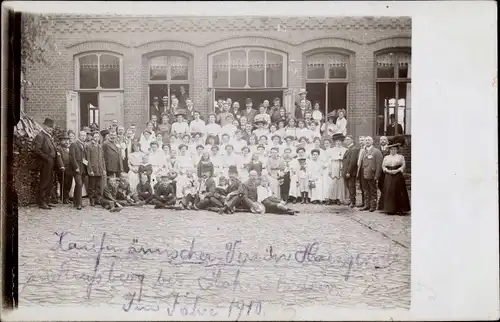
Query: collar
[
  {"left": 42, "top": 129, "right": 52, "bottom": 137},
  {"left": 366, "top": 145, "right": 373, "bottom": 152},
  {"left": 348, "top": 143, "right": 354, "bottom": 148},
  {"left": 381, "top": 145, "right": 387, "bottom": 151}
]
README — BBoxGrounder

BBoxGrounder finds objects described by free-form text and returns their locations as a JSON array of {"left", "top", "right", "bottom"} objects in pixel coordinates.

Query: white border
[{"left": 2, "top": 1, "right": 498, "bottom": 320}]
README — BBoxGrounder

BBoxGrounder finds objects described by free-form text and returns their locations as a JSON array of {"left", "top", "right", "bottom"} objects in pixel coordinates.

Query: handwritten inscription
[{"left": 19, "top": 231, "right": 406, "bottom": 315}]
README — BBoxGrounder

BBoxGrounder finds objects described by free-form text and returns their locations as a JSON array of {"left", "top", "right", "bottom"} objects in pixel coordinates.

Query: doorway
[
  {"left": 149, "top": 83, "right": 190, "bottom": 118},
  {"left": 79, "top": 92, "right": 98, "bottom": 128},
  {"left": 214, "top": 90, "right": 283, "bottom": 112},
  {"left": 306, "top": 83, "right": 347, "bottom": 117}
]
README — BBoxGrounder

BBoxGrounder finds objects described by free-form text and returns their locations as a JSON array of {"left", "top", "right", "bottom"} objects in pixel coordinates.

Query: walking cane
[{"left": 61, "top": 169, "right": 65, "bottom": 203}]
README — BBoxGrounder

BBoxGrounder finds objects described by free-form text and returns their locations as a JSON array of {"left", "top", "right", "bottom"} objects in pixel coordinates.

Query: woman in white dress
[
  {"left": 329, "top": 134, "right": 347, "bottom": 204},
  {"left": 177, "top": 144, "right": 194, "bottom": 175},
  {"left": 148, "top": 141, "right": 166, "bottom": 186},
  {"left": 321, "top": 113, "right": 338, "bottom": 138},
  {"left": 308, "top": 149, "right": 324, "bottom": 204},
  {"left": 335, "top": 109, "right": 348, "bottom": 136},
  {"left": 266, "top": 147, "right": 284, "bottom": 198},
  {"left": 127, "top": 141, "right": 144, "bottom": 193},
  {"left": 289, "top": 146, "right": 307, "bottom": 202},
  {"left": 205, "top": 113, "right": 221, "bottom": 143},
  {"left": 139, "top": 130, "right": 154, "bottom": 154},
  {"left": 238, "top": 146, "right": 252, "bottom": 183},
  {"left": 321, "top": 138, "right": 334, "bottom": 204}
]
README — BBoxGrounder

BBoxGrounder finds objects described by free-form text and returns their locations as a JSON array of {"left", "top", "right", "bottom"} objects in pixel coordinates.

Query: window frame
[
  {"left": 304, "top": 50, "right": 351, "bottom": 84},
  {"left": 74, "top": 52, "right": 124, "bottom": 91},
  {"left": 208, "top": 47, "right": 288, "bottom": 89},
  {"left": 375, "top": 49, "right": 412, "bottom": 135},
  {"left": 147, "top": 53, "right": 192, "bottom": 84}
]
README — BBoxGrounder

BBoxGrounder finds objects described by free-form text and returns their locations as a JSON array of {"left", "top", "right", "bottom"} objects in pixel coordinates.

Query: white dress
[
  {"left": 288, "top": 158, "right": 301, "bottom": 198},
  {"left": 335, "top": 117, "right": 347, "bottom": 136},
  {"left": 308, "top": 158, "right": 323, "bottom": 201},
  {"left": 329, "top": 146, "right": 347, "bottom": 200},
  {"left": 321, "top": 148, "right": 334, "bottom": 200},
  {"left": 128, "top": 151, "right": 144, "bottom": 193}
]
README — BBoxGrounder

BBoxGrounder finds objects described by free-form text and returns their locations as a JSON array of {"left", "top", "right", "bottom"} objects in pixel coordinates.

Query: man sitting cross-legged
[
  {"left": 116, "top": 172, "right": 145, "bottom": 207},
  {"left": 196, "top": 171, "right": 227, "bottom": 212},
  {"left": 133, "top": 173, "right": 154, "bottom": 204},
  {"left": 151, "top": 171, "right": 179, "bottom": 209},
  {"left": 219, "top": 168, "right": 261, "bottom": 214},
  {"left": 101, "top": 176, "right": 124, "bottom": 212}
]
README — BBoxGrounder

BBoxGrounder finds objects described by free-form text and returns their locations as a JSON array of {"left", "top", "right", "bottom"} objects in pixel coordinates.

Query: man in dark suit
[
  {"left": 55, "top": 134, "right": 73, "bottom": 204},
  {"left": 220, "top": 168, "right": 259, "bottom": 214},
  {"left": 239, "top": 98, "right": 258, "bottom": 123},
  {"left": 386, "top": 114, "right": 404, "bottom": 136},
  {"left": 377, "top": 136, "right": 390, "bottom": 210},
  {"left": 361, "top": 136, "right": 383, "bottom": 212},
  {"left": 196, "top": 170, "right": 223, "bottom": 211},
  {"left": 342, "top": 135, "right": 360, "bottom": 208},
  {"left": 102, "top": 131, "right": 123, "bottom": 177},
  {"left": 150, "top": 97, "right": 162, "bottom": 121},
  {"left": 294, "top": 99, "right": 312, "bottom": 120},
  {"left": 33, "top": 118, "right": 62, "bottom": 209},
  {"left": 85, "top": 131, "right": 106, "bottom": 206},
  {"left": 69, "top": 130, "right": 88, "bottom": 210}
]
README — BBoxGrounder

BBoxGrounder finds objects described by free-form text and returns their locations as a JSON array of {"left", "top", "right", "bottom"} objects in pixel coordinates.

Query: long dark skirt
[
  {"left": 383, "top": 170, "right": 410, "bottom": 213},
  {"left": 280, "top": 172, "right": 290, "bottom": 201},
  {"left": 262, "top": 196, "right": 288, "bottom": 214}
]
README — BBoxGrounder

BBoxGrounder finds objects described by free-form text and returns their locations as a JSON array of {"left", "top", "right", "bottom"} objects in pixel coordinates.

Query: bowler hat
[
  {"left": 153, "top": 97, "right": 159, "bottom": 101},
  {"left": 298, "top": 88, "right": 307, "bottom": 95},
  {"left": 58, "top": 134, "right": 70, "bottom": 141},
  {"left": 174, "top": 111, "right": 186, "bottom": 117},
  {"left": 43, "top": 118, "right": 55, "bottom": 128}
]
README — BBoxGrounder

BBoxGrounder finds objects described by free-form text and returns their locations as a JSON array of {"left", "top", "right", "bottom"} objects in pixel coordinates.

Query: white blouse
[
  {"left": 257, "top": 185, "right": 273, "bottom": 202},
  {"left": 335, "top": 117, "right": 347, "bottom": 136}
]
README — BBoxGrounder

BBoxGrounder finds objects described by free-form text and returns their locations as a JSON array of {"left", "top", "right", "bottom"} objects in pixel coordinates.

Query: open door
[
  {"left": 283, "top": 88, "right": 294, "bottom": 115},
  {"left": 66, "top": 90, "right": 79, "bottom": 134},
  {"left": 98, "top": 92, "right": 123, "bottom": 129}
]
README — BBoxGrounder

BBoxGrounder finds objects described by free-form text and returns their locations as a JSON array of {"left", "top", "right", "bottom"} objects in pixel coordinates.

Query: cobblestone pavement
[{"left": 18, "top": 200, "right": 410, "bottom": 317}]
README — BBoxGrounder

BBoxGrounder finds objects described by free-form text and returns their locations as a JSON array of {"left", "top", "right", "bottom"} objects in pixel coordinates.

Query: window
[
  {"left": 149, "top": 55, "right": 189, "bottom": 82},
  {"left": 209, "top": 48, "right": 287, "bottom": 88},
  {"left": 76, "top": 52, "right": 123, "bottom": 90},
  {"left": 375, "top": 51, "right": 411, "bottom": 135},
  {"left": 305, "top": 52, "right": 350, "bottom": 118}
]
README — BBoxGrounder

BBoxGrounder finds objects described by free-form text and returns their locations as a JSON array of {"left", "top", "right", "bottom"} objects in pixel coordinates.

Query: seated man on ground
[
  {"left": 134, "top": 173, "right": 154, "bottom": 204},
  {"left": 152, "top": 172, "right": 178, "bottom": 209},
  {"left": 258, "top": 175, "right": 298, "bottom": 216},
  {"left": 116, "top": 172, "right": 145, "bottom": 206},
  {"left": 101, "top": 176, "right": 123, "bottom": 212},
  {"left": 220, "top": 169, "right": 260, "bottom": 214},
  {"left": 196, "top": 171, "right": 227, "bottom": 212}
]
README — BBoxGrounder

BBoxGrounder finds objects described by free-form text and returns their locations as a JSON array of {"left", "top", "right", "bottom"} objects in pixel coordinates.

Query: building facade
[{"left": 24, "top": 15, "right": 411, "bottom": 139}]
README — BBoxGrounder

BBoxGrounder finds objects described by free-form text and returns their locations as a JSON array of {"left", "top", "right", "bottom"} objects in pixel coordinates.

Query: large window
[
  {"left": 76, "top": 52, "right": 123, "bottom": 90},
  {"left": 148, "top": 53, "right": 192, "bottom": 117},
  {"left": 305, "top": 52, "right": 350, "bottom": 117},
  {"left": 376, "top": 51, "right": 411, "bottom": 135},
  {"left": 209, "top": 48, "right": 287, "bottom": 88}
]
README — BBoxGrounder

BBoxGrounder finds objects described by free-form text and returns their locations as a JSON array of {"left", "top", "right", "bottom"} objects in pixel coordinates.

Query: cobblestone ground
[{"left": 18, "top": 199, "right": 410, "bottom": 317}]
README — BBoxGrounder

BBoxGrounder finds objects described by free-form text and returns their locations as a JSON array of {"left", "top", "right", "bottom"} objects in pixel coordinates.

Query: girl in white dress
[
  {"left": 308, "top": 149, "right": 324, "bottom": 203},
  {"left": 127, "top": 142, "right": 144, "bottom": 193},
  {"left": 139, "top": 130, "right": 154, "bottom": 154},
  {"left": 329, "top": 134, "right": 347, "bottom": 204},
  {"left": 289, "top": 146, "right": 307, "bottom": 202},
  {"left": 238, "top": 146, "right": 252, "bottom": 182},
  {"left": 335, "top": 109, "right": 348, "bottom": 136},
  {"left": 321, "top": 138, "right": 334, "bottom": 204}
]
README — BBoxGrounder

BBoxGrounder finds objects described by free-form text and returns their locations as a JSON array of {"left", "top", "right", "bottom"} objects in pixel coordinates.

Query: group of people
[{"left": 32, "top": 89, "right": 410, "bottom": 216}]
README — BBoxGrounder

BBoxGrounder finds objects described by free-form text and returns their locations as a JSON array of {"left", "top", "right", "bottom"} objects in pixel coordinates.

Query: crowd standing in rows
[{"left": 33, "top": 89, "right": 410, "bottom": 216}]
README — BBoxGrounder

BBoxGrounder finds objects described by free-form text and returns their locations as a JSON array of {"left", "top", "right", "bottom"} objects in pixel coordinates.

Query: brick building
[{"left": 24, "top": 15, "right": 411, "bottom": 141}]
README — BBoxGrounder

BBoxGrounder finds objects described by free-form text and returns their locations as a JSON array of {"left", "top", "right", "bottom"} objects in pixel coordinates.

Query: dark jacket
[
  {"left": 294, "top": 108, "right": 312, "bottom": 120},
  {"left": 242, "top": 180, "right": 259, "bottom": 202},
  {"left": 85, "top": 142, "right": 106, "bottom": 177},
  {"left": 136, "top": 182, "right": 153, "bottom": 196},
  {"left": 386, "top": 123, "right": 404, "bottom": 136},
  {"left": 117, "top": 180, "right": 133, "bottom": 199},
  {"left": 69, "top": 140, "right": 87, "bottom": 175},
  {"left": 342, "top": 144, "right": 360, "bottom": 177},
  {"left": 102, "top": 141, "right": 124, "bottom": 173},
  {"left": 33, "top": 130, "right": 56, "bottom": 163},
  {"left": 155, "top": 182, "right": 176, "bottom": 203},
  {"left": 361, "top": 146, "right": 383, "bottom": 180},
  {"left": 103, "top": 183, "right": 119, "bottom": 201},
  {"left": 239, "top": 108, "right": 258, "bottom": 123},
  {"left": 56, "top": 147, "right": 71, "bottom": 174},
  {"left": 200, "top": 177, "right": 217, "bottom": 197}
]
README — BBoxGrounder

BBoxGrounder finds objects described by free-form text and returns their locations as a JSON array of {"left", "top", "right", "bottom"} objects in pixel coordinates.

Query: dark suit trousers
[
  {"left": 358, "top": 174, "right": 365, "bottom": 205},
  {"left": 38, "top": 159, "right": 54, "bottom": 205},
  {"left": 197, "top": 196, "right": 224, "bottom": 209},
  {"left": 57, "top": 170, "right": 73, "bottom": 201},
  {"left": 226, "top": 195, "right": 253, "bottom": 210},
  {"left": 345, "top": 175, "right": 357, "bottom": 205},
  {"left": 88, "top": 176, "right": 102, "bottom": 202},
  {"left": 362, "top": 178, "right": 378, "bottom": 210},
  {"left": 73, "top": 173, "right": 86, "bottom": 207},
  {"left": 377, "top": 173, "right": 385, "bottom": 209},
  {"left": 280, "top": 172, "right": 291, "bottom": 201}
]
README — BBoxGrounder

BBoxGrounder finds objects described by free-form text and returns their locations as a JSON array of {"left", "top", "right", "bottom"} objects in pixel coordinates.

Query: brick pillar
[
  {"left": 193, "top": 51, "right": 208, "bottom": 117},
  {"left": 352, "top": 47, "right": 375, "bottom": 139},
  {"left": 123, "top": 49, "right": 143, "bottom": 130}
]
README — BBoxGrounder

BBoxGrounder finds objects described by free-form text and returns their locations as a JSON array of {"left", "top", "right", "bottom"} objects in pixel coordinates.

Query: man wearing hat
[
  {"left": 152, "top": 172, "right": 178, "bottom": 209},
  {"left": 171, "top": 111, "right": 189, "bottom": 136},
  {"left": 342, "top": 135, "right": 360, "bottom": 208},
  {"left": 239, "top": 98, "right": 258, "bottom": 123},
  {"left": 33, "top": 118, "right": 62, "bottom": 209},
  {"left": 69, "top": 130, "right": 88, "bottom": 210},
  {"left": 294, "top": 88, "right": 312, "bottom": 112},
  {"left": 294, "top": 98, "right": 312, "bottom": 120},
  {"left": 184, "top": 98, "right": 195, "bottom": 123},
  {"left": 55, "top": 133, "right": 73, "bottom": 204},
  {"left": 150, "top": 96, "right": 162, "bottom": 120}
]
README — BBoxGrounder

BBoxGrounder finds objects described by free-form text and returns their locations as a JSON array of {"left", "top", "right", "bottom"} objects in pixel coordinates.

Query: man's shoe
[
  {"left": 369, "top": 208, "right": 376, "bottom": 212},
  {"left": 76, "top": 205, "right": 82, "bottom": 210},
  {"left": 39, "top": 204, "right": 51, "bottom": 210}
]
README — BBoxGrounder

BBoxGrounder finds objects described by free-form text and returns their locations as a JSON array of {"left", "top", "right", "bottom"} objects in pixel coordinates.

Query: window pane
[
  {"left": 306, "top": 54, "right": 326, "bottom": 79},
  {"left": 398, "top": 82, "right": 409, "bottom": 134},
  {"left": 376, "top": 53, "right": 395, "bottom": 78},
  {"left": 266, "top": 52, "right": 283, "bottom": 87},
  {"left": 100, "top": 54, "right": 120, "bottom": 89},
  {"left": 150, "top": 56, "right": 168, "bottom": 81},
  {"left": 327, "top": 54, "right": 348, "bottom": 79},
  {"left": 79, "top": 54, "right": 98, "bottom": 89},
  {"left": 398, "top": 53, "right": 411, "bottom": 79},
  {"left": 170, "top": 56, "right": 189, "bottom": 81},
  {"left": 327, "top": 83, "right": 347, "bottom": 115},
  {"left": 376, "top": 82, "right": 396, "bottom": 135},
  {"left": 229, "top": 50, "right": 246, "bottom": 88},
  {"left": 212, "top": 52, "right": 229, "bottom": 87},
  {"left": 248, "top": 50, "right": 265, "bottom": 88}
]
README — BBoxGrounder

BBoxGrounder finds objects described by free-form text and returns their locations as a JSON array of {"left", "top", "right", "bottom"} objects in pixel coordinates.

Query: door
[
  {"left": 66, "top": 90, "right": 79, "bottom": 134},
  {"left": 98, "top": 92, "right": 123, "bottom": 129}
]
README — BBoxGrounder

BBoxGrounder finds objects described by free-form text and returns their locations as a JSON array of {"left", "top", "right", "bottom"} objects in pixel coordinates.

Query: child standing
[{"left": 297, "top": 157, "right": 309, "bottom": 204}]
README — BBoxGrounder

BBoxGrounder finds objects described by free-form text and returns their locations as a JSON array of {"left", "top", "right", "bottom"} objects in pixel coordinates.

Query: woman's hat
[
  {"left": 332, "top": 133, "right": 345, "bottom": 142},
  {"left": 100, "top": 129, "right": 109, "bottom": 137},
  {"left": 254, "top": 119, "right": 267, "bottom": 125},
  {"left": 178, "top": 144, "right": 188, "bottom": 150},
  {"left": 296, "top": 146, "right": 306, "bottom": 153},
  {"left": 387, "top": 135, "right": 406, "bottom": 148},
  {"left": 228, "top": 165, "right": 238, "bottom": 174},
  {"left": 285, "top": 135, "right": 296, "bottom": 141},
  {"left": 298, "top": 88, "right": 307, "bottom": 95},
  {"left": 271, "top": 134, "right": 282, "bottom": 141},
  {"left": 43, "top": 118, "right": 55, "bottom": 128}
]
